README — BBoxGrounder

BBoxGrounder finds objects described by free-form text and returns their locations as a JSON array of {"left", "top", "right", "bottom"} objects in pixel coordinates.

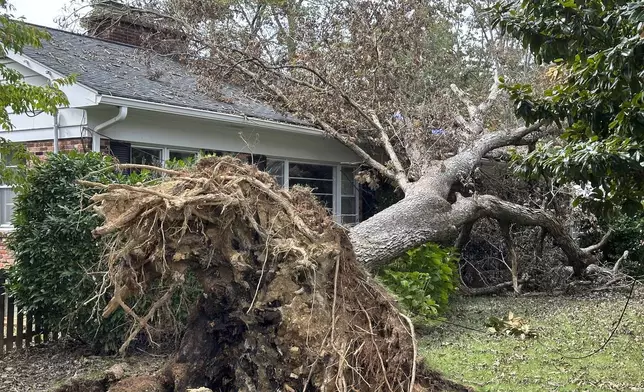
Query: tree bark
[
  {"left": 350, "top": 189, "right": 595, "bottom": 274},
  {"left": 499, "top": 221, "right": 520, "bottom": 294}
]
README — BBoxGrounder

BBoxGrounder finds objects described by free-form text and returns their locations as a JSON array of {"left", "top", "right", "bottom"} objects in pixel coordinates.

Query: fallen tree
[
  {"left": 77, "top": 157, "right": 471, "bottom": 392},
  {"left": 54, "top": 0, "right": 629, "bottom": 389}
]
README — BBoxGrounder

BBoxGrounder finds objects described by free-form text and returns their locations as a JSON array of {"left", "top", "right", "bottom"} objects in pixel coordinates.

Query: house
[{"left": 0, "top": 5, "right": 366, "bottom": 267}]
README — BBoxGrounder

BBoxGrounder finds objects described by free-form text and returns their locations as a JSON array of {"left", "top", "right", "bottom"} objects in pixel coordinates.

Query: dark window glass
[
  {"left": 316, "top": 194, "right": 334, "bottom": 209},
  {"left": 289, "top": 163, "right": 333, "bottom": 179},
  {"left": 131, "top": 147, "right": 162, "bottom": 166},
  {"left": 341, "top": 197, "right": 356, "bottom": 215},
  {"left": 290, "top": 178, "right": 334, "bottom": 194},
  {"left": 265, "top": 160, "right": 284, "bottom": 186},
  {"left": 169, "top": 150, "right": 196, "bottom": 161}
]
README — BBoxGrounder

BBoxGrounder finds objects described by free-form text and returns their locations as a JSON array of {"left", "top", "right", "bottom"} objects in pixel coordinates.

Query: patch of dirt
[{"left": 0, "top": 343, "right": 167, "bottom": 392}]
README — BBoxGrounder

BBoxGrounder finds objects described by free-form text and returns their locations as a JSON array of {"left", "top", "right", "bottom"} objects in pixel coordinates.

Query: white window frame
[
  {"left": 337, "top": 166, "right": 360, "bottom": 226},
  {"left": 0, "top": 154, "right": 18, "bottom": 229},
  {"left": 114, "top": 142, "right": 361, "bottom": 223},
  {"left": 0, "top": 185, "right": 14, "bottom": 228}
]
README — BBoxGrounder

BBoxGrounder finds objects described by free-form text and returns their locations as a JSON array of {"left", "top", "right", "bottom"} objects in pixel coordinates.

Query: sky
[{"left": 10, "top": 0, "right": 70, "bottom": 28}]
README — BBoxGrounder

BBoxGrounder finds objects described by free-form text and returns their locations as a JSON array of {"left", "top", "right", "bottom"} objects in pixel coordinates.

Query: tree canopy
[
  {"left": 495, "top": 0, "right": 644, "bottom": 214},
  {"left": 0, "top": 0, "right": 73, "bottom": 131}
]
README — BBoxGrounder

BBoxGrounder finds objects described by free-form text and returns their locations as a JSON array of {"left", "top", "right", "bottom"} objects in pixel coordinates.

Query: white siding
[
  {"left": 88, "top": 107, "right": 360, "bottom": 164},
  {"left": 0, "top": 58, "right": 49, "bottom": 87},
  {"left": 0, "top": 108, "right": 87, "bottom": 142}
]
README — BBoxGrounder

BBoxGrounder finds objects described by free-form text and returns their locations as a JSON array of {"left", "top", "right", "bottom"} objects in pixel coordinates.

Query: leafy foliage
[
  {"left": 485, "top": 312, "right": 537, "bottom": 339},
  {"left": 0, "top": 1, "right": 74, "bottom": 130},
  {"left": 7, "top": 152, "right": 123, "bottom": 351},
  {"left": 494, "top": 0, "right": 644, "bottom": 213},
  {"left": 378, "top": 243, "right": 459, "bottom": 319},
  {"left": 603, "top": 211, "right": 644, "bottom": 276},
  {"left": 5, "top": 152, "right": 196, "bottom": 353}
]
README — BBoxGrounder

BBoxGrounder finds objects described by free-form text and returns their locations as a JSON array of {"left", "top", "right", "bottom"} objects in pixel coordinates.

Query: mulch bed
[{"left": 0, "top": 343, "right": 167, "bottom": 392}]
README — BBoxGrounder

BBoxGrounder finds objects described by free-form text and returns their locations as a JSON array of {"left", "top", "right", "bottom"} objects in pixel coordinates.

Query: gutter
[
  {"left": 92, "top": 106, "right": 128, "bottom": 152},
  {"left": 98, "top": 95, "right": 325, "bottom": 137},
  {"left": 53, "top": 110, "right": 60, "bottom": 153}
]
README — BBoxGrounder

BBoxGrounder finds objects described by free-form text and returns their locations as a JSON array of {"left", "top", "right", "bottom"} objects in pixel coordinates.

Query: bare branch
[
  {"left": 371, "top": 113, "right": 409, "bottom": 189},
  {"left": 582, "top": 229, "right": 613, "bottom": 254},
  {"left": 214, "top": 50, "right": 407, "bottom": 189},
  {"left": 499, "top": 221, "right": 520, "bottom": 293},
  {"left": 463, "top": 194, "right": 595, "bottom": 274},
  {"left": 450, "top": 84, "right": 477, "bottom": 120},
  {"left": 313, "top": 117, "right": 402, "bottom": 186},
  {"left": 478, "top": 67, "right": 501, "bottom": 115}
]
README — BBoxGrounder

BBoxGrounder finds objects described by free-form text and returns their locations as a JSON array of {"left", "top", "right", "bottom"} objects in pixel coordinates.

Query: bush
[
  {"left": 602, "top": 212, "right": 644, "bottom": 276},
  {"left": 7, "top": 152, "right": 195, "bottom": 353},
  {"left": 378, "top": 243, "right": 459, "bottom": 320}
]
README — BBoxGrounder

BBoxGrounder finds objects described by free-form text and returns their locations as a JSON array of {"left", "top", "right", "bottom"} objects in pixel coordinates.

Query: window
[
  {"left": 0, "top": 152, "right": 21, "bottom": 227},
  {"left": 340, "top": 166, "right": 359, "bottom": 225},
  {"left": 265, "top": 159, "right": 285, "bottom": 186},
  {"left": 169, "top": 150, "right": 197, "bottom": 161},
  {"left": 289, "top": 162, "right": 334, "bottom": 210},
  {"left": 260, "top": 160, "right": 360, "bottom": 224},
  {"left": 131, "top": 147, "right": 162, "bottom": 166},
  {"left": 0, "top": 187, "right": 15, "bottom": 227}
]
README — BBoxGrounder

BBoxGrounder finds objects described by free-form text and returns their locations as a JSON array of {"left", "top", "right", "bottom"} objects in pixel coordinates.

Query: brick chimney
[{"left": 82, "top": 1, "right": 187, "bottom": 56}]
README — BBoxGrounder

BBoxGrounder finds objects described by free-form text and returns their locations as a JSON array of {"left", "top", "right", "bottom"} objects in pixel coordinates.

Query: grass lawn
[{"left": 420, "top": 291, "right": 644, "bottom": 392}]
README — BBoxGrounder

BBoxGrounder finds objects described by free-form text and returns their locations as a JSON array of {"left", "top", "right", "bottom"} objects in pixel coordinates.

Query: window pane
[
  {"left": 266, "top": 160, "right": 284, "bottom": 186},
  {"left": 289, "top": 163, "right": 333, "bottom": 179},
  {"left": 341, "top": 215, "right": 357, "bottom": 225},
  {"left": 341, "top": 167, "right": 356, "bottom": 196},
  {"left": 169, "top": 150, "right": 196, "bottom": 161},
  {"left": 266, "top": 160, "right": 284, "bottom": 177},
  {"left": 342, "top": 196, "right": 356, "bottom": 215},
  {"left": 131, "top": 147, "right": 162, "bottom": 166},
  {"left": 290, "top": 178, "right": 334, "bottom": 194},
  {"left": 314, "top": 194, "right": 334, "bottom": 210},
  {"left": 0, "top": 188, "right": 14, "bottom": 226}
]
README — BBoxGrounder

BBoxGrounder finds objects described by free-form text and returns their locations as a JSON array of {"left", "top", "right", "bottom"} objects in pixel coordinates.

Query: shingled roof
[{"left": 22, "top": 26, "right": 299, "bottom": 124}]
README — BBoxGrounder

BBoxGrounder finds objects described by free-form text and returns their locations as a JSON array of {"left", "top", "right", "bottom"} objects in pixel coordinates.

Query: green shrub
[
  {"left": 603, "top": 212, "right": 644, "bottom": 276},
  {"left": 6, "top": 152, "right": 195, "bottom": 353},
  {"left": 378, "top": 243, "right": 459, "bottom": 320}
]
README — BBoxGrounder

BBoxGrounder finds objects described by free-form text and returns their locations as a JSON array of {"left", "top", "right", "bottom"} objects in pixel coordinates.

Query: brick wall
[
  {"left": 0, "top": 232, "right": 13, "bottom": 269},
  {"left": 87, "top": 19, "right": 188, "bottom": 56}
]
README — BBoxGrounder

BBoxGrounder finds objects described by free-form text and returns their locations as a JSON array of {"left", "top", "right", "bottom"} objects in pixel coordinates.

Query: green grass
[{"left": 420, "top": 292, "right": 644, "bottom": 391}]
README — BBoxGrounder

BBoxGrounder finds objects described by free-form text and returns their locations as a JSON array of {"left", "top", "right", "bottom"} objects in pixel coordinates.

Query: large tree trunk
[
  {"left": 350, "top": 185, "right": 596, "bottom": 274},
  {"left": 350, "top": 122, "right": 596, "bottom": 275}
]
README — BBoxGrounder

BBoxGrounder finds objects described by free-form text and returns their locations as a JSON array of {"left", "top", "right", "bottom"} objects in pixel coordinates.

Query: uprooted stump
[{"left": 76, "top": 156, "right": 470, "bottom": 392}]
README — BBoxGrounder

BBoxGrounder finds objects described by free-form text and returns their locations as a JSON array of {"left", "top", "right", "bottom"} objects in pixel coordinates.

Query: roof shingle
[{"left": 22, "top": 26, "right": 299, "bottom": 124}]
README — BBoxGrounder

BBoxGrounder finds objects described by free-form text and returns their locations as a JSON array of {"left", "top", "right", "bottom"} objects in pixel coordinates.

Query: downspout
[
  {"left": 92, "top": 106, "right": 128, "bottom": 152},
  {"left": 53, "top": 110, "right": 60, "bottom": 153}
]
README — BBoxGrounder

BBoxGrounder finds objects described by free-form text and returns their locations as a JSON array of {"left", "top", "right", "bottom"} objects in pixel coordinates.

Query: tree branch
[
  {"left": 313, "top": 117, "right": 401, "bottom": 186},
  {"left": 499, "top": 220, "right": 520, "bottom": 293},
  {"left": 371, "top": 113, "right": 409, "bottom": 189},
  {"left": 582, "top": 229, "right": 613, "bottom": 254},
  {"left": 450, "top": 84, "right": 477, "bottom": 120},
  {"left": 210, "top": 49, "right": 405, "bottom": 188},
  {"left": 464, "top": 194, "right": 595, "bottom": 274},
  {"left": 478, "top": 67, "right": 500, "bottom": 115}
]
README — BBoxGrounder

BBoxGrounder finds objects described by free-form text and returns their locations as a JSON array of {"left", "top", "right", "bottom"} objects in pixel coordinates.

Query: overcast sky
[{"left": 11, "top": 0, "right": 70, "bottom": 28}]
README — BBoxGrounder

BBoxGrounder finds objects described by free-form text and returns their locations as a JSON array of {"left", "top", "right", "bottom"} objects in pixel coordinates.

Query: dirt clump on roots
[{"left": 75, "top": 156, "right": 470, "bottom": 392}]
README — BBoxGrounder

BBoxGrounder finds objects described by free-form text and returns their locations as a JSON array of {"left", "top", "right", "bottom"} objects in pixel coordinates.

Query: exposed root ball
[{"left": 85, "top": 156, "right": 469, "bottom": 392}]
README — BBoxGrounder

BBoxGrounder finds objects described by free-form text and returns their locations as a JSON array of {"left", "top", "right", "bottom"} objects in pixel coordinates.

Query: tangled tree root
[{"left": 78, "top": 156, "right": 471, "bottom": 392}]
